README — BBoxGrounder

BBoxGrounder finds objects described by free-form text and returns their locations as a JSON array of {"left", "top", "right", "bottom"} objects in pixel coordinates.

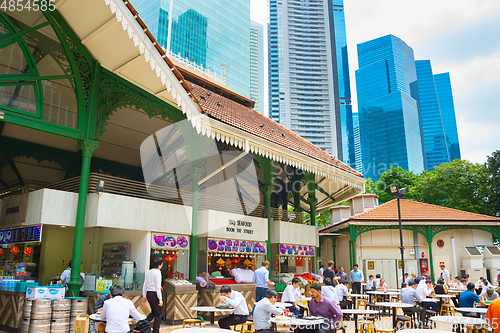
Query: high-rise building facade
[
  {"left": 134, "top": 0, "right": 251, "bottom": 98},
  {"left": 356, "top": 35, "right": 424, "bottom": 180},
  {"left": 433, "top": 72, "right": 461, "bottom": 161},
  {"left": 352, "top": 112, "right": 362, "bottom": 174},
  {"left": 268, "top": 0, "right": 354, "bottom": 158},
  {"left": 250, "top": 21, "right": 264, "bottom": 113}
]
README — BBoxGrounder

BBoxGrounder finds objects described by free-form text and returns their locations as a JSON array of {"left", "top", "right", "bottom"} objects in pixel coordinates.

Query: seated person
[
  {"left": 416, "top": 279, "right": 438, "bottom": 312},
  {"left": 401, "top": 281, "right": 426, "bottom": 326},
  {"left": 282, "top": 277, "right": 305, "bottom": 316},
  {"left": 253, "top": 289, "right": 283, "bottom": 333},
  {"left": 304, "top": 283, "right": 343, "bottom": 333},
  {"left": 452, "top": 276, "right": 462, "bottom": 289},
  {"left": 100, "top": 285, "right": 142, "bottom": 333},
  {"left": 434, "top": 278, "right": 448, "bottom": 295},
  {"left": 322, "top": 278, "right": 340, "bottom": 305},
  {"left": 366, "top": 275, "right": 376, "bottom": 291},
  {"left": 457, "top": 278, "right": 467, "bottom": 291},
  {"left": 481, "top": 285, "right": 499, "bottom": 302},
  {"left": 399, "top": 273, "right": 409, "bottom": 287},
  {"left": 376, "top": 278, "right": 388, "bottom": 290},
  {"left": 334, "top": 280, "right": 352, "bottom": 309},
  {"left": 218, "top": 285, "right": 249, "bottom": 329},
  {"left": 459, "top": 282, "right": 487, "bottom": 317},
  {"left": 90, "top": 292, "right": 111, "bottom": 333}
]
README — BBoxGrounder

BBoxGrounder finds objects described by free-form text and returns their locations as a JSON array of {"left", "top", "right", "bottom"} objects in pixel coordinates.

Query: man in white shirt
[
  {"left": 322, "top": 278, "right": 340, "bottom": 305},
  {"left": 366, "top": 275, "right": 375, "bottom": 291},
  {"left": 219, "top": 285, "right": 249, "bottom": 329},
  {"left": 100, "top": 285, "right": 142, "bottom": 333},
  {"left": 319, "top": 265, "right": 325, "bottom": 277},
  {"left": 399, "top": 273, "right": 409, "bottom": 286},
  {"left": 281, "top": 277, "right": 304, "bottom": 315},
  {"left": 142, "top": 257, "right": 163, "bottom": 333},
  {"left": 439, "top": 264, "right": 450, "bottom": 285},
  {"left": 253, "top": 289, "right": 283, "bottom": 333},
  {"left": 335, "top": 280, "right": 351, "bottom": 309},
  {"left": 417, "top": 279, "right": 438, "bottom": 312},
  {"left": 376, "top": 278, "right": 388, "bottom": 290},
  {"left": 373, "top": 274, "right": 381, "bottom": 289},
  {"left": 59, "top": 261, "right": 71, "bottom": 291}
]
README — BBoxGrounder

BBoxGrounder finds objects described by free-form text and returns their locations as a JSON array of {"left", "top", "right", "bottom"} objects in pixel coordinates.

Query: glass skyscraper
[
  {"left": 352, "top": 112, "right": 362, "bottom": 174},
  {"left": 250, "top": 21, "right": 264, "bottom": 113},
  {"left": 134, "top": 0, "right": 251, "bottom": 98},
  {"left": 356, "top": 34, "right": 424, "bottom": 180},
  {"left": 268, "top": 0, "right": 354, "bottom": 158},
  {"left": 433, "top": 72, "right": 461, "bottom": 161}
]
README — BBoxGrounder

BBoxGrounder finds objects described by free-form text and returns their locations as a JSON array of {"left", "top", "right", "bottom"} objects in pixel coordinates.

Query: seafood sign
[{"left": 152, "top": 233, "right": 189, "bottom": 249}]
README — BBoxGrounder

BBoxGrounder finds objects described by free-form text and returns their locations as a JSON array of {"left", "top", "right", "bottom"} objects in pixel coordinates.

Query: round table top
[
  {"left": 395, "top": 329, "right": 453, "bottom": 333},
  {"left": 190, "top": 306, "right": 235, "bottom": 312},
  {"left": 448, "top": 288, "right": 465, "bottom": 293},
  {"left": 341, "top": 309, "right": 379, "bottom": 315},
  {"left": 89, "top": 314, "right": 146, "bottom": 322},
  {"left": 455, "top": 307, "right": 488, "bottom": 314},
  {"left": 270, "top": 316, "right": 324, "bottom": 325},
  {"left": 422, "top": 298, "right": 439, "bottom": 302},
  {"left": 376, "top": 302, "right": 414, "bottom": 308},
  {"left": 275, "top": 302, "right": 293, "bottom": 308},
  {"left": 300, "top": 297, "right": 312, "bottom": 301},
  {"left": 350, "top": 294, "right": 369, "bottom": 297},
  {"left": 367, "top": 291, "right": 401, "bottom": 295},
  {"left": 173, "top": 328, "right": 232, "bottom": 333},
  {"left": 430, "top": 294, "right": 456, "bottom": 298},
  {"left": 430, "top": 316, "right": 488, "bottom": 325}
]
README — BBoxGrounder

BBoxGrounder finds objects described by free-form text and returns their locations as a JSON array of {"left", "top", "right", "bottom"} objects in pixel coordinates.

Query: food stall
[
  {"left": 150, "top": 233, "right": 196, "bottom": 324},
  {"left": 196, "top": 210, "right": 268, "bottom": 314},
  {"left": 0, "top": 225, "right": 42, "bottom": 331}
]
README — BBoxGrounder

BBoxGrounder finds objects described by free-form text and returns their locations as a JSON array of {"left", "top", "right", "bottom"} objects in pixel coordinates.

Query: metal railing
[{"left": 46, "top": 173, "right": 303, "bottom": 223}]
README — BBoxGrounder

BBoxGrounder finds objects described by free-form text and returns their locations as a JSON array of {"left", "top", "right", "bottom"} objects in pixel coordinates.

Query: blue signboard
[{"left": 0, "top": 225, "right": 42, "bottom": 244}]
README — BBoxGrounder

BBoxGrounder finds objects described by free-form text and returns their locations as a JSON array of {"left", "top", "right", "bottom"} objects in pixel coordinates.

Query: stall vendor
[
  {"left": 59, "top": 260, "right": 71, "bottom": 291},
  {"left": 282, "top": 277, "right": 305, "bottom": 315},
  {"left": 218, "top": 285, "right": 249, "bottom": 329}
]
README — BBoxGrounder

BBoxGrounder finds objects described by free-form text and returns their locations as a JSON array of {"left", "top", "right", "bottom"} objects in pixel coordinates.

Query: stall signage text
[
  {"left": 6, "top": 206, "right": 20, "bottom": 214},
  {"left": 227, "top": 219, "right": 253, "bottom": 235},
  {"left": 279, "top": 244, "right": 315, "bottom": 257},
  {"left": 208, "top": 238, "right": 266, "bottom": 254},
  {"left": 0, "top": 225, "right": 42, "bottom": 244},
  {"left": 152, "top": 233, "right": 189, "bottom": 249}
]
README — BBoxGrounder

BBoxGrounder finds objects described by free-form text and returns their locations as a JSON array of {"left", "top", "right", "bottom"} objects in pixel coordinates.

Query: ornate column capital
[{"left": 77, "top": 139, "right": 99, "bottom": 157}]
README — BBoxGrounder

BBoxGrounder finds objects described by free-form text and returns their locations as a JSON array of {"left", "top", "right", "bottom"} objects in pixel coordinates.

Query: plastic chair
[
  {"left": 439, "top": 304, "right": 455, "bottom": 316},
  {"left": 358, "top": 320, "right": 375, "bottom": 333},
  {"left": 356, "top": 299, "right": 367, "bottom": 309},
  {"left": 182, "top": 318, "right": 203, "bottom": 328},
  {"left": 233, "top": 321, "right": 254, "bottom": 333}
]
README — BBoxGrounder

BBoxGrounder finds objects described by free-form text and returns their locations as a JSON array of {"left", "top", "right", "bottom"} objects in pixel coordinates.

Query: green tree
[
  {"left": 373, "top": 167, "right": 419, "bottom": 203},
  {"left": 412, "top": 159, "right": 491, "bottom": 215},
  {"left": 485, "top": 150, "right": 500, "bottom": 217}
]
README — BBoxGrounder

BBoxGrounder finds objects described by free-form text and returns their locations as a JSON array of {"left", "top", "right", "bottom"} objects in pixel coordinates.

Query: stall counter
[
  {"left": 81, "top": 290, "right": 151, "bottom": 315},
  {"left": 0, "top": 290, "right": 25, "bottom": 332},
  {"left": 197, "top": 283, "right": 256, "bottom": 316}
]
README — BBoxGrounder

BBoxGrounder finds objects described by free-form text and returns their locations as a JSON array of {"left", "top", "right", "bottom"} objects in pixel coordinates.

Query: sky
[{"left": 250, "top": 0, "right": 500, "bottom": 164}]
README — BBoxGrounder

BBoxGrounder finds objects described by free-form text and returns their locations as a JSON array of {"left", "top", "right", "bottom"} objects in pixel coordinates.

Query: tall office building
[
  {"left": 268, "top": 0, "right": 354, "bottom": 158},
  {"left": 352, "top": 112, "right": 362, "bottom": 174},
  {"left": 356, "top": 35, "right": 424, "bottom": 180},
  {"left": 134, "top": 0, "right": 251, "bottom": 98},
  {"left": 433, "top": 72, "right": 461, "bottom": 161},
  {"left": 250, "top": 21, "right": 264, "bottom": 113}
]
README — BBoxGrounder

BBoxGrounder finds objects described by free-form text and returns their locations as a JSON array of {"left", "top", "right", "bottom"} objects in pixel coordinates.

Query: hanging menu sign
[
  {"left": 152, "top": 233, "right": 189, "bottom": 250},
  {"left": 279, "top": 244, "right": 315, "bottom": 257},
  {"left": 0, "top": 225, "right": 42, "bottom": 244},
  {"left": 208, "top": 238, "right": 267, "bottom": 254}
]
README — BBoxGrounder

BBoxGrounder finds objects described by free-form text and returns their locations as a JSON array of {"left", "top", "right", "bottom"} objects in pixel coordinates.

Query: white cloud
[{"left": 456, "top": 117, "right": 500, "bottom": 164}]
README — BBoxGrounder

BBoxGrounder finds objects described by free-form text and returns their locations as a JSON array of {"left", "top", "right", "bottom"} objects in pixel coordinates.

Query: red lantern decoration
[
  {"left": 164, "top": 252, "right": 178, "bottom": 279},
  {"left": 0, "top": 248, "right": 4, "bottom": 256},
  {"left": 24, "top": 247, "right": 32, "bottom": 256},
  {"left": 10, "top": 246, "right": 20, "bottom": 256},
  {"left": 308, "top": 258, "right": 312, "bottom": 272},
  {"left": 275, "top": 257, "right": 279, "bottom": 276}
]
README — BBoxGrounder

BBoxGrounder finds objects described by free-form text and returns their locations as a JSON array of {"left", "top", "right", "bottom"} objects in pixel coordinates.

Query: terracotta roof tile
[
  {"left": 187, "top": 81, "right": 363, "bottom": 177},
  {"left": 351, "top": 199, "right": 500, "bottom": 222}
]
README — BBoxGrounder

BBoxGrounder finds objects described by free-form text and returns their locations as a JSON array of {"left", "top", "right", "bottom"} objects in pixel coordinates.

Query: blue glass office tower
[
  {"left": 433, "top": 72, "right": 461, "bottom": 161},
  {"left": 352, "top": 112, "right": 362, "bottom": 174},
  {"left": 134, "top": 0, "right": 251, "bottom": 98},
  {"left": 250, "top": 21, "right": 264, "bottom": 113},
  {"left": 414, "top": 61, "right": 461, "bottom": 170},
  {"left": 268, "top": 0, "right": 354, "bottom": 158},
  {"left": 356, "top": 35, "right": 424, "bottom": 180}
]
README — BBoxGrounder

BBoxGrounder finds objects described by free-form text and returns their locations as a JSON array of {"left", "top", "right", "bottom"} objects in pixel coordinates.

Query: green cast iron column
[
  {"left": 426, "top": 226, "right": 435, "bottom": 281},
  {"left": 331, "top": 236, "right": 337, "bottom": 265},
  {"left": 305, "top": 172, "right": 318, "bottom": 273},
  {"left": 188, "top": 166, "right": 204, "bottom": 282},
  {"left": 262, "top": 158, "right": 273, "bottom": 258},
  {"left": 349, "top": 225, "right": 357, "bottom": 267},
  {"left": 67, "top": 139, "right": 99, "bottom": 297}
]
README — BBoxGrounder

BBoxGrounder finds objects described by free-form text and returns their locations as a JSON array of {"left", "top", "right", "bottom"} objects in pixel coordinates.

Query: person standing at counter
[
  {"left": 142, "top": 257, "right": 163, "bottom": 333},
  {"left": 282, "top": 277, "right": 305, "bottom": 315},
  {"left": 349, "top": 264, "right": 364, "bottom": 295},
  {"left": 219, "top": 285, "right": 249, "bottom": 329},
  {"left": 253, "top": 260, "right": 275, "bottom": 302},
  {"left": 253, "top": 289, "right": 283, "bottom": 333},
  {"left": 59, "top": 260, "right": 71, "bottom": 291}
]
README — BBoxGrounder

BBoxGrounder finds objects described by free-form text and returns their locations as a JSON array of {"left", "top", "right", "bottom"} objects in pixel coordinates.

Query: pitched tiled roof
[
  {"left": 186, "top": 80, "right": 363, "bottom": 177},
  {"left": 351, "top": 199, "right": 500, "bottom": 222}
]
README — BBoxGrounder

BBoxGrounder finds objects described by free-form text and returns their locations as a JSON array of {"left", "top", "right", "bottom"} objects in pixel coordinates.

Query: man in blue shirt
[
  {"left": 460, "top": 282, "right": 487, "bottom": 317},
  {"left": 401, "top": 281, "right": 425, "bottom": 325},
  {"left": 253, "top": 260, "right": 275, "bottom": 302},
  {"left": 349, "top": 264, "right": 364, "bottom": 295}
]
